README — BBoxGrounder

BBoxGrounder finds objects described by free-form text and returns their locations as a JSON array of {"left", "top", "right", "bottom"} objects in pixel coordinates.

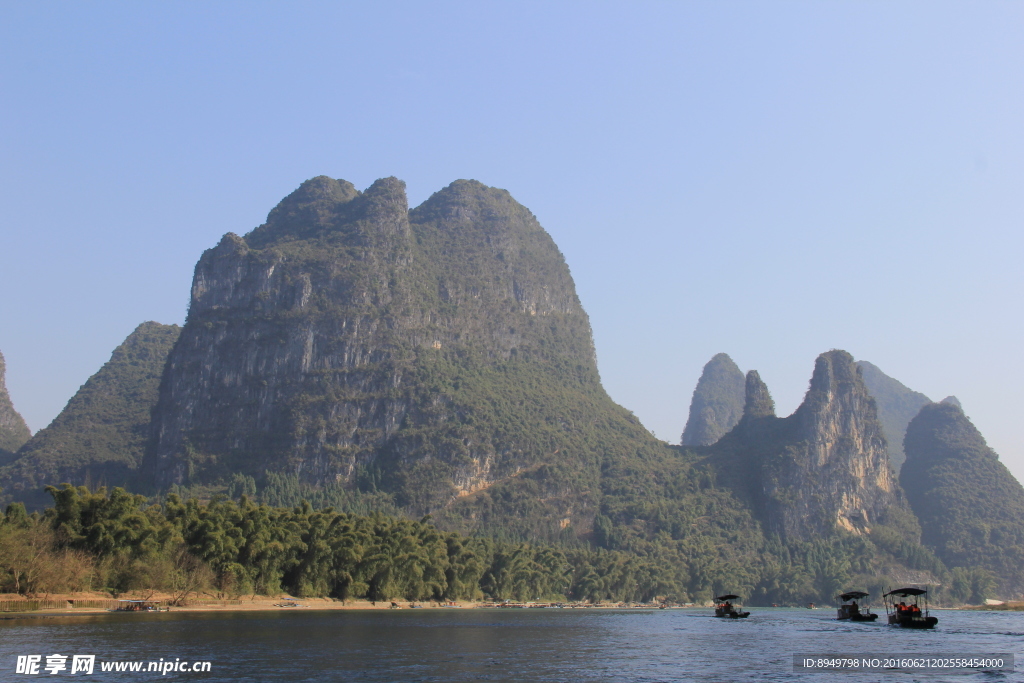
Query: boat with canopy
[
  {"left": 713, "top": 594, "right": 750, "bottom": 619},
  {"left": 882, "top": 587, "right": 938, "bottom": 629},
  {"left": 835, "top": 591, "right": 878, "bottom": 621}
]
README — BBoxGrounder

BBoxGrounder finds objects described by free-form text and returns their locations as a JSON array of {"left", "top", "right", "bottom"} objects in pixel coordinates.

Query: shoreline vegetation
[{"left": 0, "top": 484, "right": 999, "bottom": 609}]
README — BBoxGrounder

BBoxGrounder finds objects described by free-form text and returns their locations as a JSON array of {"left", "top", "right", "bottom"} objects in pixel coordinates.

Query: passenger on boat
[
  {"left": 723, "top": 601, "right": 734, "bottom": 613},
  {"left": 849, "top": 601, "right": 860, "bottom": 614}
]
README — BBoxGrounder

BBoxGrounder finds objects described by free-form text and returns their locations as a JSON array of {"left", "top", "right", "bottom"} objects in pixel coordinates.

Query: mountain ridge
[{"left": 0, "top": 322, "right": 179, "bottom": 508}]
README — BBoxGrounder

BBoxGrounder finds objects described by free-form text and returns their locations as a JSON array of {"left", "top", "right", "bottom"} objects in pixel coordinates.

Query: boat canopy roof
[
  {"left": 884, "top": 588, "right": 927, "bottom": 597},
  {"left": 714, "top": 594, "right": 740, "bottom": 601},
  {"left": 839, "top": 591, "right": 869, "bottom": 601}
]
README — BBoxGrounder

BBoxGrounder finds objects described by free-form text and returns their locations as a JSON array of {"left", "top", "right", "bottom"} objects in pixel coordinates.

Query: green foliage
[
  {"left": 0, "top": 484, "right": 989, "bottom": 606},
  {"left": 902, "top": 402, "right": 1024, "bottom": 594},
  {"left": 0, "top": 323, "right": 180, "bottom": 509}
]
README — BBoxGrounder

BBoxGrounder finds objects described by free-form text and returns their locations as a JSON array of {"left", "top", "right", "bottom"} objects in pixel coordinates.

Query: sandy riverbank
[{"left": 0, "top": 592, "right": 664, "bottom": 616}]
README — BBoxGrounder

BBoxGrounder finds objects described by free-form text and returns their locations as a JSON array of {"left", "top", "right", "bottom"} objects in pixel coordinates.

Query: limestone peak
[
  {"left": 742, "top": 369, "right": 775, "bottom": 420},
  {"left": 680, "top": 353, "right": 745, "bottom": 446}
]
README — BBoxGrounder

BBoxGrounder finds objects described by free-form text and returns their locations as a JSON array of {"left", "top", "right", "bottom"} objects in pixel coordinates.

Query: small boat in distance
[
  {"left": 713, "top": 594, "right": 750, "bottom": 619},
  {"left": 109, "top": 600, "right": 166, "bottom": 612},
  {"left": 883, "top": 587, "right": 938, "bottom": 629},
  {"left": 835, "top": 591, "right": 878, "bottom": 621}
]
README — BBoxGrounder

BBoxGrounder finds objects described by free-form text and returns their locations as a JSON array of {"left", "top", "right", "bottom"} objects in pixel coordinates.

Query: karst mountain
[{"left": 4, "top": 174, "right": 1022, "bottom": 600}]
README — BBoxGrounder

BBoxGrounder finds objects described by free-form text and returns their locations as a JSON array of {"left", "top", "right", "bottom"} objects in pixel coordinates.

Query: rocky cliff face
[
  {"left": 0, "top": 350, "right": 31, "bottom": 458},
  {"left": 680, "top": 353, "right": 745, "bottom": 446},
  {"left": 902, "top": 402, "right": 1024, "bottom": 594},
  {"left": 144, "top": 176, "right": 610, "bottom": 523},
  {"left": 855, "top": 360, "right": 932, "bottom": 472},
  {"left": 0, "top": 322, "right": 179, "bottom": 507},
  {"left": 714, "top": 350, "right": 905, "bottom": 541}
]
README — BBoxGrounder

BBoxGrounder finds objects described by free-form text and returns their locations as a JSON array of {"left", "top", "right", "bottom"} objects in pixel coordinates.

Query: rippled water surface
[{"left": 2, "top": 608, "right": 1023, "bottom": 682}]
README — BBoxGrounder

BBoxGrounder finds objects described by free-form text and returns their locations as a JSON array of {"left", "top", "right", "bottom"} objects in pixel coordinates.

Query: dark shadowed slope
[{"left": 856, "top": 360, "right": 932, "bottom": 472}]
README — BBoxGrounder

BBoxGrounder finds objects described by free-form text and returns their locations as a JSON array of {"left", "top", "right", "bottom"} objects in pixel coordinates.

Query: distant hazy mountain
[
  {"left": 0, "top": 350, "right": 31, "bottom": 460},
  {"left": 902, "top": 401, "right": 1024, "bottom": 595},
  {"left": 680, "top": 353, "right": 745, "bottom": 446},
  {"left": 0, "top": 322, "right": 179, "bottom": 507},
  {"left": 855, "top": 360, "right": 932, "bottom": 472}
]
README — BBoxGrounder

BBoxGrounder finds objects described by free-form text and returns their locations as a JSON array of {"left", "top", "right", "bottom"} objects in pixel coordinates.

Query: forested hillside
[
  {"left": 0, "top": 323, "right": 179, "bottom": 508},
  {"left": 902, "top": 402, "right": 1024, "bottom": 596}
]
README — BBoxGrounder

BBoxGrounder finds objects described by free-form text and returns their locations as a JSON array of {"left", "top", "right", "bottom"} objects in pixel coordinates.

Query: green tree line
[{"left": 0, "top": 485, "right": 993, "bottom": 606}]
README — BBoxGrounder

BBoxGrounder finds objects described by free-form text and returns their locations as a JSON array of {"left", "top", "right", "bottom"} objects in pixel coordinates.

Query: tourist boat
[
  {"left": 835, "top": 591, "right": 878, "bottom": 621},
  {"left": 713, "top": 594, "right": 749, "bottom": 619},
  {"left": 882, "top": 587, "right": 938, "bottom": 629},
  {"left": 109, "top": 600, "right": 166, "bottom": 612}
]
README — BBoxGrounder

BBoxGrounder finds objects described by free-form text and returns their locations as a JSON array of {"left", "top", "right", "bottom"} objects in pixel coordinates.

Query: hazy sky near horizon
[{"left": 2, "top": 3, "right": 1022, "bottom": 479}]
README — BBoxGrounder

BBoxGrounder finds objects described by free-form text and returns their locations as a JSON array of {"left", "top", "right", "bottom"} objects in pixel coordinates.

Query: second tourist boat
[
  {"left": 713, "top": 594, "right": 750, "bottom": 619},
  {"left": 835, "top": 591, "right": 878, "bottom": 622}
]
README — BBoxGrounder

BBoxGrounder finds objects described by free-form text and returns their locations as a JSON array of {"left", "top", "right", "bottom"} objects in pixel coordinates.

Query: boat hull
[
  {"left": 714, "top": 609, "right": 750, "bottom": 619},
  {"left": 888, "top": 614, "right": 938, "bottom": 629}
]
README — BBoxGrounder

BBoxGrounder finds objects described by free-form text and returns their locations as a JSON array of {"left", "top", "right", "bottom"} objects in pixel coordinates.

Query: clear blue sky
[{"left": 2, "top": 2, "right": 1022, "bottom": 478}]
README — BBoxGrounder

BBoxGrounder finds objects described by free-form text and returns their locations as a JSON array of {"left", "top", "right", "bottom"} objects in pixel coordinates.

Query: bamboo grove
[
  {"left": 0, "top": 485, "right": 997, "bottom": 606},
  {"left": 0, "top": 485, "right": 673, "bottom": 604}
]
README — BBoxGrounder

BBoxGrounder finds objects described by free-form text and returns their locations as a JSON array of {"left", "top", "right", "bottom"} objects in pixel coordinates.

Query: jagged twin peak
[
  {"left": 145, "top": 176, "right": 606, "bottom": 514},
  {"left": 0, "top": 350, "right": 31, "bottom": 457},
  {"left": 716, "top": 350, "right": 903, "bottom": 541},
  {"left": 680, "top": 353, "right": 745, "bottom": 446}
]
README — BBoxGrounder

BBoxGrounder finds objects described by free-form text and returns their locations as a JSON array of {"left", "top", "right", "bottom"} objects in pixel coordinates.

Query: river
[{"left": 2, "top": 607, "right": 1022, "bottom": 682}]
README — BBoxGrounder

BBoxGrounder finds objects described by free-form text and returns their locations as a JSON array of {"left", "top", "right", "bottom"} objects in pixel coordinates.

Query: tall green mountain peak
[
  {"left": 680, "top": 353, "right": 745, "bottom": 446},
  {"left": 144, "top": 176, "right": 609, "bottom": 530}
]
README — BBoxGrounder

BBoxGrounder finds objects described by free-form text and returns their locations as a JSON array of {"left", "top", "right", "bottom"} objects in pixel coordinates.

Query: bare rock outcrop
[{"left": 714, "top": 350, "right": 907, "bottom": 542}]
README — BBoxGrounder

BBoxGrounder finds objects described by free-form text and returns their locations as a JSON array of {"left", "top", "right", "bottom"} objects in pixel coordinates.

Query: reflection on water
[{"left": 1, "top": 608, "right": 1022, "bottom": 682}]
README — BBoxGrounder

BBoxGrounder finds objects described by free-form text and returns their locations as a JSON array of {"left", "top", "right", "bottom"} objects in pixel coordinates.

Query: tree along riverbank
[{"left": 0, "top": 485, "right": 998, "bottom": 607}]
